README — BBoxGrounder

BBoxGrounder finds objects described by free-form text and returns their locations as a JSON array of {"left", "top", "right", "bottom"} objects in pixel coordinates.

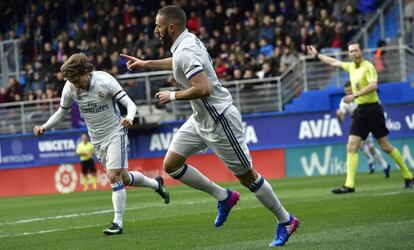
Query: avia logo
[
  {"left": 405, "top": 113, "right": 414, "bottom": 130},
  {"left": 384, "top": 112, "right": 401, "bottom": 131},
  {"left": 149, "top": 123, "right": 258, "bottom": 152},
  {"left": 299, "top": 115, "right": 342, "bottom": 139},
  {"left": 402, "top": 144, "right": 414, "bottom": 170},
  {"left": 38, "top": 139, "right": 76, "bottom": 152},
  {"left": 300, "top": 146, "right": 346, "bottom": 176}
]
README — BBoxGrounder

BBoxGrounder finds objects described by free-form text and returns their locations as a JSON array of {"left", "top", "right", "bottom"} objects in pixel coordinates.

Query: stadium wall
[{"left": 1, "top": 103, "right": 413, "bottom": 196}]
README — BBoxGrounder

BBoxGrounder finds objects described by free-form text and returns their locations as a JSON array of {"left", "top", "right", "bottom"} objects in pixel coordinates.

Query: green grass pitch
[{"left": 1, "top": 171, "right": 413, "bottom": 249}]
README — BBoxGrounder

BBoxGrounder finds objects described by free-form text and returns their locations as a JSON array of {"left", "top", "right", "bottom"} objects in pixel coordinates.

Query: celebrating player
[
  {"left": 34, "top": 53, "right": 170, "bottom": 235},
  {"left": 121, "top": 5, "right": 299, "bottom": 247}
]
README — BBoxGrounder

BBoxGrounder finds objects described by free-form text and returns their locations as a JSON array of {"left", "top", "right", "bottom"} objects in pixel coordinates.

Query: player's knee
[
  {"left": 163, "top": 160, "right": 181, "bottom": 174},
  {"left": 347, "top": 143, "right": 358, "bottom": 153},
  {"left": 107, "top": 171, "right": 122, "bottom": 184},
  {"left": 236, "top": 169, "right": 258, "bottom": 187}
]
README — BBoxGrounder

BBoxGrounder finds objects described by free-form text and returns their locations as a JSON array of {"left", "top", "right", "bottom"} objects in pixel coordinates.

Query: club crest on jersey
[{"left": 98, "top": 91, "right": 105, "bottom": 98}]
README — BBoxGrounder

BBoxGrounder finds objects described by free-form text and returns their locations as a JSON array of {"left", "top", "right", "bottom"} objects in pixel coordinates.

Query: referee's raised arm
[{"left": 307, "top": 45, "right": 342, "bottom": 67}]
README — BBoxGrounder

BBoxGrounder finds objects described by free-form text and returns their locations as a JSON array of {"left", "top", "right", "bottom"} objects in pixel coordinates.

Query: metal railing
[
  {"left": 0, "top": 98, "right": 72, "bottom": 134},
  {"left": 1, "top": 45, "right": 413, "bottom": 134},
  {"left": 352, "top": 0, "right": 403, "bottom": 49}
]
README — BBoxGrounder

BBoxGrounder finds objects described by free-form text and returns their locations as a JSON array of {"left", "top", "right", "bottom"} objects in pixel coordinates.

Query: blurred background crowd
[{"left": 0, "top": 0, "right": 380, "bottom": 104}]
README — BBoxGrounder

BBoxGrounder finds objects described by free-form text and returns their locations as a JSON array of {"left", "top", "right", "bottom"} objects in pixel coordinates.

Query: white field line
[
  {"left": 0, "top": 224, "right": 102, "bottom": 238},
  {"left": 0, "top": 194, "right": 240, "bottom": 227}
]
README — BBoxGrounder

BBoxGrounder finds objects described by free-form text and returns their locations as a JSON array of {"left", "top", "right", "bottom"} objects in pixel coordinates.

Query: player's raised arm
[
  {"left": 307, "top": 45, "right": 342, "bottom": 67},
  {"left": 120, "top": 54, "right": 173, "bottom": 71},
  {"left": 33, "top": 106, "right": 70, "bottom": 136}
]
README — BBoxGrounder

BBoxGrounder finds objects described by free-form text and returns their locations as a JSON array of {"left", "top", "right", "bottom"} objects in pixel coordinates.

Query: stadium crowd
[{"left": 0, "top": 0, "right": 379, "bottom": 104}]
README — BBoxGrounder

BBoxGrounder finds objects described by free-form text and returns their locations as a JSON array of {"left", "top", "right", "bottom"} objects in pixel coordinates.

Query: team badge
[{"left": 98, "top": 91, "right": 105, "bottom": 98}]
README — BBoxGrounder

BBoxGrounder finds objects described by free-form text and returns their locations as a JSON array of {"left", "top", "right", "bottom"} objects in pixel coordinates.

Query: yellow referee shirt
[
  {"left": 341, "top": 60, "right": 379, "bottom": 105},
  {"left": 76, "top": 141, "right": 94, "bottom": 161}
]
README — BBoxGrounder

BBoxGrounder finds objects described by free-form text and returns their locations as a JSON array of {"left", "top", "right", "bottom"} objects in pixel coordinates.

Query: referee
[
  {"left": 76, "top": 133, "right": 97, "bottom": 191},
  {"left": 307, "top": 43, "right": 413, "bottom": 194}
]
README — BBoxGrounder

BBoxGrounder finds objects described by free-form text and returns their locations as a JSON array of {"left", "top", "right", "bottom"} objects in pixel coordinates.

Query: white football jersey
[
  {"left": 171, "top": 29, "right": 233, "bottom": 132},
  {"left": 60, "top": 71, "right": 127, "bottom": 145},
  {"left": 339, "top": 97, "right": 358, "bottom": 116}
]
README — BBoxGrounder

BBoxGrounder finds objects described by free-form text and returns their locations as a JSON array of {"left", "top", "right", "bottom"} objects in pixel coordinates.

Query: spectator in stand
[
  {"left": 343, "top": 4, "right": 360, "bottom": 34},
  {"left": 259, "top": 15, "right": 275, "bottom": 41},
  {"left": 187, "top": 11, "right": 200, "bottom": 34},
  {"left": 6, "top": 77, "right": 23, "bottom": 102},
  {"left": 259, "top": 37, "right": 274, "bottom": 58},
  {"left": 280, "top": 47, "right": 298, "bottom": 73},
  {"left": 311, "top": 23, "right": 328, "bottom": 50},
  {"left": 373, "top": 40, "right": 388, "bottom": 82},
  {"left": 0, "top": 87, "right": 8, "bottom": 103}
]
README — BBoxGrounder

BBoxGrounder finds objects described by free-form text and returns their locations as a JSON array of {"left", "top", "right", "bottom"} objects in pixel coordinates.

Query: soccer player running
[
  {"left": 34, "top": 53, "right": 170, "bottom": 235},
  {"left": 307, "top": 44, "right": 414, "bottom": 194},
  {"left": 120, "top": 6, "right": 299, "bottom": 247},
  {"left": 337, "top": 81, "right": 391, "bottom": 178},
  {"left": 76, "top": 133, "right": 98, "bottom": 191}
]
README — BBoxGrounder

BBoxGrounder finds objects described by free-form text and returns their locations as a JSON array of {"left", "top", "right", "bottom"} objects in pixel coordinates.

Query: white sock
[
  {"left": 251, "top": 175, "right": 289, "bottom": 223},
  {"left": 169, "top": 164, "right": 228, "bottom": 201},
  {"left": 111, "top": 181, "right": 126, "bottom": 228},
  {"left": 128, "top": 171, "right": 159, "bottom": 190},
  {"left": 373, "top": 148, "right": 389, "bottom": 169},
  {"left": 362, "top": 145, "right": 374, "bottom": 164}
]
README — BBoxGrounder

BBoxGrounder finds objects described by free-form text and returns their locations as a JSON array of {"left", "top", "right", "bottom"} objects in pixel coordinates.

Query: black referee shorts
[
  {"left": 350, "top": 102, "right": 389, "bottom": 140},
  {"left": 81, "top": 159, "right": 97, "bottom": 175}
]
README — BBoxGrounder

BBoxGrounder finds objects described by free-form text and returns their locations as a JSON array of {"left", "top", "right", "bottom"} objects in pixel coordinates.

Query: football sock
[
  {"left": 389, "top": 148, "right": 413, "bottom": 179},
  {"left": 111, "top": 181, "right": 126, "bottom": 228},
  {"left": 372, "top": 148, "right": 389, "bottom": 169},
  {"left": 169, "top": 164, "right": 228, "bottom": 201},
  {"left": 128, "top": 171, "right": 158, "bottom": 190},
  {"left": 82, "top": 176, "right": 88, "bottom": 191},
  {"left": 362, "top": 146, "right": 374, "bottom": 164},
  {"left": 250, "top": 175, "right": 289, "bottom": 223},
  {"left": 345, "top": 152, "right": 358, "bottom": 188},
  {"left": 91, "top": 175, "right": 97, "bottom": 190}
]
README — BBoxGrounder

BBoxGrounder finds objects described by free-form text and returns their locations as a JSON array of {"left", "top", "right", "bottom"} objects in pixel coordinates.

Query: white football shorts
[
  {"left": 94, "top": 130, "right": 128, "bottom": 170},
  {"left": 169, "top": 105, "right": 252, "bottom": 176}
]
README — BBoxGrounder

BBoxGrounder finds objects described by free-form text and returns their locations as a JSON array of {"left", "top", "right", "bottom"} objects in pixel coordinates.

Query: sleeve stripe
[
  {"left": 114, "top": 90, "right": 124, "bottom": 98},
  {"left": 184, "top": 65, "right": 201, "bottom": 75},
  {"left": 116, "top": 93, "right": 127, "bottom": 101},
  {"left": 187, "top": 69, "right": 204, "bottom": 81},
  {"left": 60, "top": 105, "right": 71, "bottom": 109}
]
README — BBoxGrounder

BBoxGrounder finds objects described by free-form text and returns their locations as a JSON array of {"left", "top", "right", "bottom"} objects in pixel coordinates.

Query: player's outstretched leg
[
  {"left": 168, "top": 163, "right": 233, "bottom": 226},
  {"left": 127, "top": 171, "right": 170, "bottom": 204},
  {"left": 238, "top": 170, "right": 299, "bottom": 247}
]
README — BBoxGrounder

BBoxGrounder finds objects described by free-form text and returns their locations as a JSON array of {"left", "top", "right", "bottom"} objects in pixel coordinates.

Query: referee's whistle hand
[{"left": 343, "top": 94, "right": 355, "bottom": 103}]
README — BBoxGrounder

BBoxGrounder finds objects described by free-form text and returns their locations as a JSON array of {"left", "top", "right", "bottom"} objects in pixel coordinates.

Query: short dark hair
[
  {"left": 60, "top": 53, "right": 94, "bottom": 79},
  {"left": 157, "top": 5, "right": 187, "bottom": 30},
  {"left": 347, "top": 42, "right": 363, "bottom": 50},
  {"left": 344, "top": 81, "right": 351, "bottom": 87}
]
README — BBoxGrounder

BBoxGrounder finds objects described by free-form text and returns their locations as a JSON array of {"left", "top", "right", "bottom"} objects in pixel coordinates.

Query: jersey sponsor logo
[
  {"left": 79, "top": 102, "right": 109, "bottom": 114},
  {"left": 298, "top": 115, "right": 342, "bottom": 139},
  {"left": 38, "top": 139, "right": 76, "bottom": 152},
  {"left": 300, "top": 146, "right": 346, "bottom": 176}
]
